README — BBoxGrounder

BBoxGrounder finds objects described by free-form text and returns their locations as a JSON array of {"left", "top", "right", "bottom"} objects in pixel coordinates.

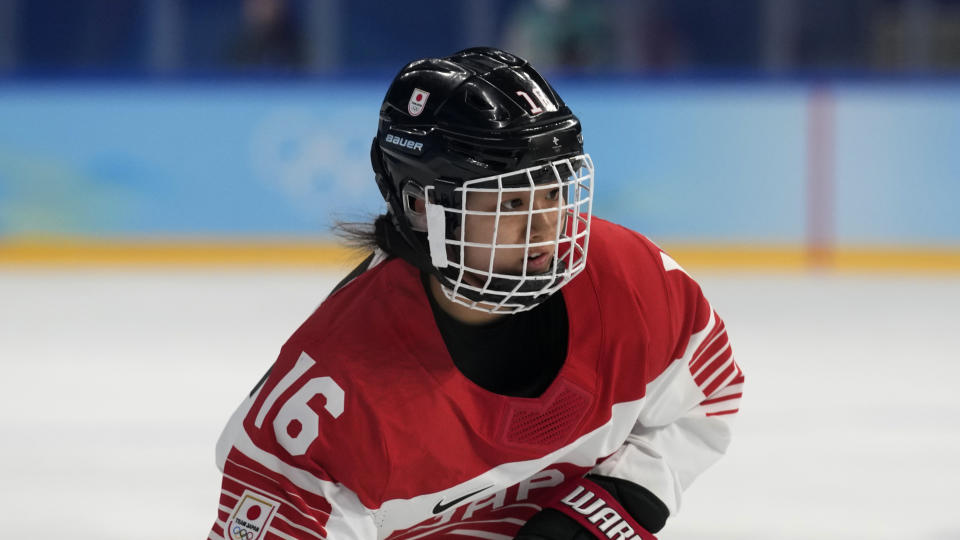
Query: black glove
[{"left": 514, "top": 475, "right": 668, "bottom": 540}]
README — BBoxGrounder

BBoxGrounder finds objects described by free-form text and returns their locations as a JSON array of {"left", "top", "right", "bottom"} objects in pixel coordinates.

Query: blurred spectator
[
  {"left": 225, "top": 0, "right": 305, "bottom": 70},
  {"left": 871, "top": 0, "right": 960, "bottom": 70},
  {"left": 794, "top": 0, "right": 869, "bottom": 70},
  {"left": 501, "top": 0, "right": 615, "bottom": 71},
  {"left": 629, "top": 1, "right": 691, "bottom": 70},
  {"left": 7, "top": 0, "right": 960, "bottom": 77},
  {"left": 649, "top": 0, "right": 761, "bottom": 70},
  {"left": 17, "top": 0, "right": 144, "bottom": 72}
]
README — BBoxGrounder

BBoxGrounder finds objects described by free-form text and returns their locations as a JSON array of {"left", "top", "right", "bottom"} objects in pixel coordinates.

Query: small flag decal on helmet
[{"left": 408, "top": 88, "right": 430, "bottom": 116}]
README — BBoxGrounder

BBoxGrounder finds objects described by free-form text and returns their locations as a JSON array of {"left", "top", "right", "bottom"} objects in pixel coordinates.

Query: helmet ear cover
[
  {"left": 400, "top": 178, "right": 463, "bottom": 235},
  {"left": 399, "top": 181, "right": 428, "bottom": 232}
]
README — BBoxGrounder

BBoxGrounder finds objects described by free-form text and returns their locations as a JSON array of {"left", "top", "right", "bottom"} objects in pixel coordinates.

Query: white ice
[{"left": 0, "top": 267, "right": 958, "bottom": 539}]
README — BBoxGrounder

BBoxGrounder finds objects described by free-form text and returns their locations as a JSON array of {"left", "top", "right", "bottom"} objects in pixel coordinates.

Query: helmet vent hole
[{"left": 405, "top": 194, "right": 421, "bottom": 214}]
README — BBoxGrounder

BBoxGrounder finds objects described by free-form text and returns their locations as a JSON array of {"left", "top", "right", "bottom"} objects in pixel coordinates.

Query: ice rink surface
[{"left": 1, "top": 266, "right": 958, "bottom": 539}]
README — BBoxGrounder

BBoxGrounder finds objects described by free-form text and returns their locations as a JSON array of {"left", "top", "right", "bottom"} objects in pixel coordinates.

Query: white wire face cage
[{"left": 423, "top": 154, "right": 594, "bottom": 314}]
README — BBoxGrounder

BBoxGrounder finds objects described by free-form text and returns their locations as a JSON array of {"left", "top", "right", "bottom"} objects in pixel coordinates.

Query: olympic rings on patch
[{"left": 232, "top": 525, "right": 256, "bottom": 540}]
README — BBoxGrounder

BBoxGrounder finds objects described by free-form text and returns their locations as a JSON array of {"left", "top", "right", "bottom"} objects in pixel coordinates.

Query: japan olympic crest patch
[
  {"left": 225, "top": 489, "right": 280, "bottom": 540},
  {"left": 408, "top": 88, "right": 430, "bottom": 116}
]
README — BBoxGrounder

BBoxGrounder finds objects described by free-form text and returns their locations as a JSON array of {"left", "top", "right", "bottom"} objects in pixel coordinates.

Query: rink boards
[{"left": 0, "top": 79, "right": 958, "bottom": 269}]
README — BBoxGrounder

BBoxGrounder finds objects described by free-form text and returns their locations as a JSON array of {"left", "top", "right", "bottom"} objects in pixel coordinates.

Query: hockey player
[{"left": 209, "top": 47, "right": 743, "bottom": 540}]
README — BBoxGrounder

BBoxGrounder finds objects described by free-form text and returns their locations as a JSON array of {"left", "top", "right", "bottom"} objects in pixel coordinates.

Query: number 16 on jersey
[{"left": 252, "top": 352, "right": 346, "bottom": 456}]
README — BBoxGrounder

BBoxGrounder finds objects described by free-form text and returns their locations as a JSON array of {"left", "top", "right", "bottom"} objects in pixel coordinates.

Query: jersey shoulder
[
  {"left": 284, "top": 254, "right": 446, "bottom": 420},
  {"left": 242, "top": 257, "right": 449, "bottom": 507},
  {"left": 580, "top": 217, "right": 699, "bottom": 380},
  {"left": 583, "top": 217, "right": 673, "bottom": 301},
  {"left": 289, "top": 255, "right": 420, "bottom": 347}
]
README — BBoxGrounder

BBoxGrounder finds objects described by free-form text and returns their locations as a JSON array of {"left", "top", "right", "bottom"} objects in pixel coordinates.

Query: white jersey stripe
[
  {"left": 708, "top": 382, "right": 744, "bottom": 399},
  {"left": 693, "top": 327, "right": 728, "bottom": 366},
  {"left": 697, "top": 352, "right": 735, "bottom": 392},
  {"left": 702, "top": 399, "right": 742, "bottom": 415},
  {"left": 215, "top": 518, "right": 225, "bottom": 534},
  {"left": 714, "top": 367, "right": 742, "bottom": 396},
  {"left": 392, "top": 506, "right": 539, "bottom": 540},
  {"left": 226, "top": 456, "right": 332, "bottom": 516},
  {"left": 677, "top": 311, "right": 717, "bottom": 370},
  {"left": 659, "top": 251, "right": 689, "bottom": 276},
  {"left": 691, "top": 341, "right": 731, "bottom": 380},
  {"left": 401, "top": 518, "right": 528, "bottom": 540}
]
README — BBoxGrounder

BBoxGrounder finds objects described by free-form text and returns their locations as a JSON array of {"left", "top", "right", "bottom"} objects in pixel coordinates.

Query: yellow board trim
[
  {"left": 0, "top": 238, "right": 365, "bottom": 267},
  {"left": 664, "top": 245, "right": 960, "bottom": 273},
  {"left": 1, "top": 239, "right": 959, "bottom": 273}
]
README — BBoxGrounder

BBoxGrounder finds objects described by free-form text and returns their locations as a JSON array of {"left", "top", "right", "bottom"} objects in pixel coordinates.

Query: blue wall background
[{"left": 0, "top": 80, "right": 957, "bottom": 247}]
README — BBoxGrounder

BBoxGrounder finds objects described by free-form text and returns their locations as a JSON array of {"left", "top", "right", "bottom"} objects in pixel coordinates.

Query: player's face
[{"left": 460, "top": 184, "right": 563, "bottom": 279}]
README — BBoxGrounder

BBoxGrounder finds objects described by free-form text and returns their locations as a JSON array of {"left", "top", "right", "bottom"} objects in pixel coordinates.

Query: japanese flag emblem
[
  {"left": 225, "top": 489, "right": 279, "bottom": 540},
  {"left": 408, "top": 88, "right": 430, "bottom": 117}
]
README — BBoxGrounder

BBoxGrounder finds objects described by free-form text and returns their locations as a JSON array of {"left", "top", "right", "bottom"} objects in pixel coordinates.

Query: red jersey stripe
[
  {"left": 271, "top": 512, "right": 328, "bottom": 540},
  {"left": 689, "top": 320, "right": 727, "bottom": 373},
  {"left": 226, "top": 456, "right": 333, "bottom": 515},
  {"left": 703, "top": 362, "right": 739, "bottom": 397},
  {"left": 693, "top": 345, "right": 733, "bottom": 387},
  {"left": 705, "top": 409, "right": 739, "bottom": 417},
  {"left": 227, "top": 449, "right": 335, "bottom": 514},
  {"left": 219, "top": 491, "right": 238, "bottom": 508},
  {"left": 229, "top": 447, "right": 335, "bottom": 484},
  {"left": 264, "top": 530, "right": 297, "bottom": 540}
]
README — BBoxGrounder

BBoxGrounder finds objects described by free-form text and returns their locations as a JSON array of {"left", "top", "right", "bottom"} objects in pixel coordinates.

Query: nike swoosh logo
[{"left": 432, "top": 486, "right": 491, "bottom": 514}]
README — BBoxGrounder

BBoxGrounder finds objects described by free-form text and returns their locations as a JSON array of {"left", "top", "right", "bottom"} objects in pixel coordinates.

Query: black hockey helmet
[{"left": 371, "top": 47, "right": 594, "bottom": 313}]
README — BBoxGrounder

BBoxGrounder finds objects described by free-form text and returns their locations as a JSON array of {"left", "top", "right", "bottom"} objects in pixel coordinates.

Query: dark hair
[{"left": 332, "top": 214, "right": 393, "bottom": 254}]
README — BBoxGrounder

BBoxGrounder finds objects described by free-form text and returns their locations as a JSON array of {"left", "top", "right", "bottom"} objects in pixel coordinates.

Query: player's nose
[{"left": 527, "top": 193, "right": 559, "bottom": 240}]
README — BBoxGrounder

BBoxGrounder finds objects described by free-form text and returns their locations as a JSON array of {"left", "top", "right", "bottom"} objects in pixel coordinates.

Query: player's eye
[
  {"left": 501, "top": 198, "right": 524, "bottom": 211},
  {"left": 545, "top": 188, "right": 561, "bottom": 201}
]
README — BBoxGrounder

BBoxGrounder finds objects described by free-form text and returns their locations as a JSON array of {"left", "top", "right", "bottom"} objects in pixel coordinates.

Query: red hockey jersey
[{"left": 208, "top": 218, "right": 743, "bottom": 540}]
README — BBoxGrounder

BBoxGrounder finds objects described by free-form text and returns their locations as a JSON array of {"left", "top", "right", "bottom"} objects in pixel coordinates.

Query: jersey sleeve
[
  {"left": 208, "top": 445, "right": 376, "bottom": 540},
  {"left": 591, "top": 248, "right": 744, "bottom": 519},
  {"left": 208, "top": 348, "right": 382, "bottom": 540}
]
